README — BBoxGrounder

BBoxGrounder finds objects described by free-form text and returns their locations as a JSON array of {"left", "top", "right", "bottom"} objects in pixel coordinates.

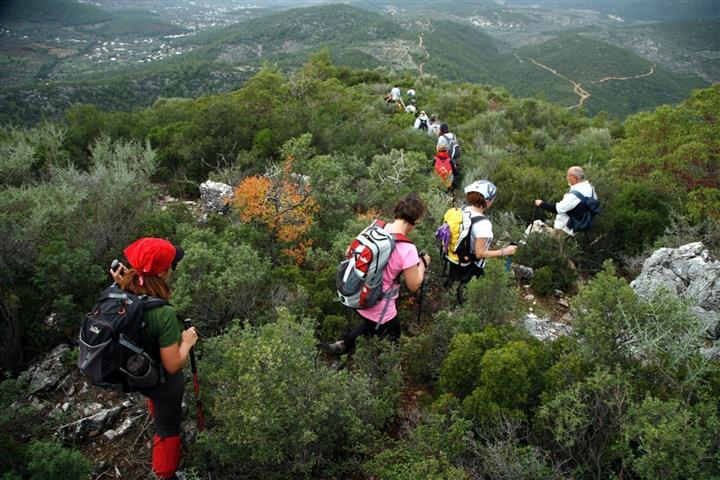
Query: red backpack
[{"left": 434, "top": 152, "right": 453, "bottom": 189}]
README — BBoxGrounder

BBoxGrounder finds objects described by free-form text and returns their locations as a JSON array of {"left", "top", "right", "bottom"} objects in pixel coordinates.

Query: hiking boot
[{"left": 328, "top": 340, "right": 346, "bottom": 354}]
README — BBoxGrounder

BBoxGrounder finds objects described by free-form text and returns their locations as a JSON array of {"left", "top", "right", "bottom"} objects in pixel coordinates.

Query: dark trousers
[
  {"left": 343, "top": 313, "right": 401, "bottom": 351},
  {"left": 139, "top": 370, "right": 185, "bottom": 437},
  {"left": 447, "top": 262, "right": 484, "bottom": 305}
]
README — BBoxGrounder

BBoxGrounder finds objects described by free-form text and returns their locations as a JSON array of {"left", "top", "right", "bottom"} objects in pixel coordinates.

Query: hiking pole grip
[{"left": 183, "top": 318, "right": 198, "bottom": 374}]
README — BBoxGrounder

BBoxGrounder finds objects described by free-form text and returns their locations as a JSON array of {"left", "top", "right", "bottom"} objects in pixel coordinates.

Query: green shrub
[
  {"left": 623, "top": 396, "right": 720, "bottom": 480},
  {"left": 171, "top": 224, "right": 271, "bottom": 332},
  {"left": 364, "top": 412, "right": 472, "bottom": 480},
  {"left": 513, "top": 233, "right": 578, "bottom": 294},
  {"left": 531, "top": 266, "right": 555, "bottom": 297},
  {"left": 402, "top": 312, "right": 455, "bottom": 388},
  {"left": 455, "top": 260, "right": 520, "bottom": 333},
  {"left": 25, "top": 441, "right": 92, "bottom": 480},
  {"left": 536, "top": 368, "right": 636, "bottom": 479},
  {"left": 462, "top": 340, "right": 549, "bottom": 425},
  {"left": 197, "top": 310, "right": 395, "bottom": 479}
]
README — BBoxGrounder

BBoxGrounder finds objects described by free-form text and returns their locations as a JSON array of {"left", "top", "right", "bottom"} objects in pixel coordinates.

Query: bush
[
  {"left": 171, "top": 224, "right": 271, "bottom": 332},
  {"left": 536, "top": 368, "right": 636, "bottom": 479},
  {"left": 454, "top": 260, "right": 520, "bottom": 333},
  {"left": 364, "top": 411, "right": 472, "bottom": 480},
  {"left": 197, "top": 310, "right": 396, "bottom": 479},
  {"left": 25, "top": 441, "right": 92, "bottom": 480},
  {"left": 513, "top": 233, "right": 578, "bottom": 294},
  {"left": 462, "top": 340, "right": 549, "bottom": 425},
  {"left": 402, "top": 312, "right": 455, "bottom": 388},
  {"left": 531, "top": 266, "right": 555, "bottom": 297}
]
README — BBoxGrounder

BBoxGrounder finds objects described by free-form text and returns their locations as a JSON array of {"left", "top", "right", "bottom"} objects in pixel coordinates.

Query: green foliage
[
  {"left": 571, "top": 261, "right": 642, "bottom": 365},
  {"left": 198, "top": 311, "right": 396, "bottom": 479},
  {"left": 462, "top": 339, "right": 549, "bottom": 425},
  {"left": 537, "top": 368, "right": 636, "bottom": 479},
  {"left": 531, "top": 266, "right": 555, "bottom": 297},
  {"left": 402, "top": 312, "right": 455, "bottom": 388},
  {"left": 514, "top": 233, "right": 578, "bottom": 294},
  {"left": 364, "top": 412, "right": 472, "bottom": 480},
  {"left": 24, "top": 441, "right": 92, "bottom": 480},
  {"left": 623, "top": 396, "right": 720, "bottom": 480},
  {"left": 171, "top": 224, "right": 271, "bottom": 332},
  {"left": 454, "top": 260, "right": 520, "bottom": 333}
]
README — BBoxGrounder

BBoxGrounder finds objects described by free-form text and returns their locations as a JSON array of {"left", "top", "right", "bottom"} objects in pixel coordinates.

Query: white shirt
[
  {"left": 405, "top": 104, "right": 417, "bottom": 114},
  {"left": 407, "top": 89, "right": 416, "bottom": 97},
  {"left": 428, "top": 122, "right": 441, "bottom": 136},
  {"left": 413, "top": 113, "right": 428, "bottom": 129},
  {"left": 554, "top": 180, "right": 597, "bottom": 236},
  {"left": 437, "top": 132, "right": 456, "bottom": 149},
  {"left": 391, "top": 87, "right": 401, "bottom": 100},
  {"left": 468, "top": 209, "right": 493, "bottom": 268}
]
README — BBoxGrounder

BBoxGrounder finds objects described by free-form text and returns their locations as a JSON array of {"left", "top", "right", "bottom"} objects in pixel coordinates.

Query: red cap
[{"left": 124, "top": 238, "right": 180, "bottom": 276}]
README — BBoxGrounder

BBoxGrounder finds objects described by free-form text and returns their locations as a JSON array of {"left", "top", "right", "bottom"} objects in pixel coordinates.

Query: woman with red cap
[{"left": 111, "top": 237, "right": 197, "bottom": 480}]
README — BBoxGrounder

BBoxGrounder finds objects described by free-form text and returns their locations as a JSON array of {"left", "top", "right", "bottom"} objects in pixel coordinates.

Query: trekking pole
[
  {"left": 183, "top": 318, "right": 205, "bottom": 431},
  {"left": 504, "top": 242, "right": 518, "bottom": 273},
  {"left": 416, "top": 251, "right": 427, "bottom": 324}
]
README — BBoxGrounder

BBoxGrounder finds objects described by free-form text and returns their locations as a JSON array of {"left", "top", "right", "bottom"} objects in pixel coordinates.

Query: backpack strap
[
  {"left": 570, "top": 190, "right": 588, "bottom": 204},
  {"left": 393, "top": 233, "right": 413, "bottom": 244}
]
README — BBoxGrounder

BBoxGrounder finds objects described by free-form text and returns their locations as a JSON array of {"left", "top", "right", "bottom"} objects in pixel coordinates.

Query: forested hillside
[
  {"left": 1, "top": 55, "right": 719, "bottom": 479},
  {"left": 0, "top": 3, "right": 709, "bottom": 124}
]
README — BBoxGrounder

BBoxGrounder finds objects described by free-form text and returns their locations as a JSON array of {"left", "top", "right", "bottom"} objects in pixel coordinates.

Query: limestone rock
[
  {"left": 58, "top": 406, "right": 123, "bottom": 442},
  {"left": 512, "top": 264, "right": 534, "bottom": 282},
  {"left": 522, "top": 313, "right": 573, "bottom": 342},
  {"left": 199, "top": 180, "right": 234, "bottom": 213},
  {"left": 28, "top": 344, "right": 71, "bottom": 394},
  {"left": 630, "top": 242, "right": 720, "bottom": 312}
]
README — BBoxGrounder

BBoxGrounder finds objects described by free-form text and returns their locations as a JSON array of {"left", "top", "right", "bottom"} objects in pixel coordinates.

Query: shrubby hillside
[{"left": 1, "top": 56, "right": 719, "bottom": 479}]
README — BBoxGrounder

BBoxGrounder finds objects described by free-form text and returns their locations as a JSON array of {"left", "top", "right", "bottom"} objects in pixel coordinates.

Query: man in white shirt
[
  {"left": 427, "top": 115, "right": 441, "bottom": 136},
  {"left": 534, "top": 166, "right": 597, "bottom": 236},
  {"left": 413, "top": 111, "right": 429, "bottom": 130}
]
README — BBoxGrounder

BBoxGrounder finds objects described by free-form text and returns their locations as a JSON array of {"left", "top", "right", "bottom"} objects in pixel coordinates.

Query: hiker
[
  {"left": 109, "top": 238, "right": 196, "bottom": 480},
  {"left": 445, "top": 181, "right": 517, "bottom": 303},
  {"left": 414, "top": 110, "right": 429, "bottom": 131},
  {"left": 428, "top": 114, "right": 441, "bottom": 136},
  {"left": 433, "top": 145, "right": 454, "bottom": 190},
  {"left": 330, "top": 193, "right": 430, "bottom": 353},
  {"left": 407, "top": 87, "right": 416, "bottom": 97},
  {"left": 390, "top": 84, "right": 405, "bottom": 110},
  {"left": 405, "top": 99, "right": 417, "bottom": 114},
  {"left": 437, "top": 123, "right": 461, "bottom": 186},
  {"left": 534, "top": 166, "right": 598, "bottom": 236}
]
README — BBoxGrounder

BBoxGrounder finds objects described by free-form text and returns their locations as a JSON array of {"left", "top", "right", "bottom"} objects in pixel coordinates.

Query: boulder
[
  {"left": 28, "top": 344, "right": 71, "bottom": 394},
  {"left": 522, "top": 313, "right": 573, "bottom": 342},
  {"left": 511, "top": 264, "right": 534, "bottom": 282},
  {"left": 199, "top": 180, "right": 234, "bottom": 213},
  {"left": 630, "top": 242, "right": 720, "bottom": 312}
]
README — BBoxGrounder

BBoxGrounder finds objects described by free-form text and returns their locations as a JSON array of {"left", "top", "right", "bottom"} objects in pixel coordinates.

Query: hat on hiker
[
  {"left": 124, "top": 238, "right": 184, "bottom": 279},
  {"left": 464, "top": 180, "right": 497, "bottom": 201}
]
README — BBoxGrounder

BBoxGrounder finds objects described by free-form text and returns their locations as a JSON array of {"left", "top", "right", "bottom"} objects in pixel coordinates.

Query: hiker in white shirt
[{"left": 534, "top": 166, "right": 597, "bottom": 236}]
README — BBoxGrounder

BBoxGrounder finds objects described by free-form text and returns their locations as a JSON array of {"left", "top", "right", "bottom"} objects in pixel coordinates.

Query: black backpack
[
  {"left": 567, "top": 190, "right": 601, "bottom": 232},
  {"left": 418, "top": 118, "right": 428, "bottom": 131},
  {"left": 453, "top": 211, "right": 486, "bottom": 265},
  {"left": 78, "top": 285, "right": 167, "bottom": 392}
]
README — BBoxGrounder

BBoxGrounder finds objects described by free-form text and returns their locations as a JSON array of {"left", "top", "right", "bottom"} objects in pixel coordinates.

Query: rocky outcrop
[
  {"left": 200, "top": 180, "right": 234, "bottom": 213},
  {"left": 522, "top": 313, "right": 573, "bottom": 342},
  {"left": 58, "top": 405, "right": 124, "bottom": 442},
  {"left": 630, "top": 242, "right": 720, "bottom": 312},
  {"left": 28, "top": 344, "right": 72, "bottom": 394},
  {"left": 631, "top": 243, "right": 720, "bottom": 359}
]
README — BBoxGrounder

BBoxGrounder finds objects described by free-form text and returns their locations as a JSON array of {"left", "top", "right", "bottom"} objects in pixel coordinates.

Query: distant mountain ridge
[{"left": 0, "top": 3, "right": 710, "bottom": 124}]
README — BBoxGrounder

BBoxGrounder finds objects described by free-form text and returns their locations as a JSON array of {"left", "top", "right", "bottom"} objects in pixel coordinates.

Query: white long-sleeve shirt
[{"left": 553, "top": 181, "right": 597, "bottom": 235}]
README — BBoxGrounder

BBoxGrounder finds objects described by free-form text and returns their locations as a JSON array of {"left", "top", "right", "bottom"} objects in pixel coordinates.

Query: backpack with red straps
[{"left": 336, "top": 220, "right": 413, "bottom": 309}]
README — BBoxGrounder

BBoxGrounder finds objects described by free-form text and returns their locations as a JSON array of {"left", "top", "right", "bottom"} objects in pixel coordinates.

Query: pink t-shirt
[{"left": 358, "top": 240, "right": 420, "bottom": 324}]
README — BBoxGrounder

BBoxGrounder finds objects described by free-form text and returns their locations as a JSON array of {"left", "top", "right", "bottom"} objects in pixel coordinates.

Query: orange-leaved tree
[{"left": 233, "top": 156, "right": 318, "bottom": 265}]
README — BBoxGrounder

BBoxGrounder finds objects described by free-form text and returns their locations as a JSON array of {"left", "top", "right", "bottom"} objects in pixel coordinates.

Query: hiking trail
[
  {"left": 417, "top": 32, "right": 429, "bottom": 75},
  {"left": 592, "top": 64, "right": 655, "bottom": 84},
  {"left": 530, "top": 58, "right": 590, "bottom": 110}
]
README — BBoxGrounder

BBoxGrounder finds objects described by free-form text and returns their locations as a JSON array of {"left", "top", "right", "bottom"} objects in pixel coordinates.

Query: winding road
[{"left": 417, "top": 33, "right": 429, "bottom": 75}]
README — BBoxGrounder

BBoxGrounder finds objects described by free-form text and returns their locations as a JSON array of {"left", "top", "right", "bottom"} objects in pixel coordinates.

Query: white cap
[{"left": 464, "top": 180, "right": 497, "bottom": 201}]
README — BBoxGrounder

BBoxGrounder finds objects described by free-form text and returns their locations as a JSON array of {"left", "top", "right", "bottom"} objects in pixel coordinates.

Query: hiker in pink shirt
[{"left": 330, "top": 194, "right": 430, "bottom": 352}]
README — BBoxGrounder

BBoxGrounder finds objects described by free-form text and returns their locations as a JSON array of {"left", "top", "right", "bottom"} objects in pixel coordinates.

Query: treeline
[{"left": 0, "top": 56, "right": 719, "bottom": 479}]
